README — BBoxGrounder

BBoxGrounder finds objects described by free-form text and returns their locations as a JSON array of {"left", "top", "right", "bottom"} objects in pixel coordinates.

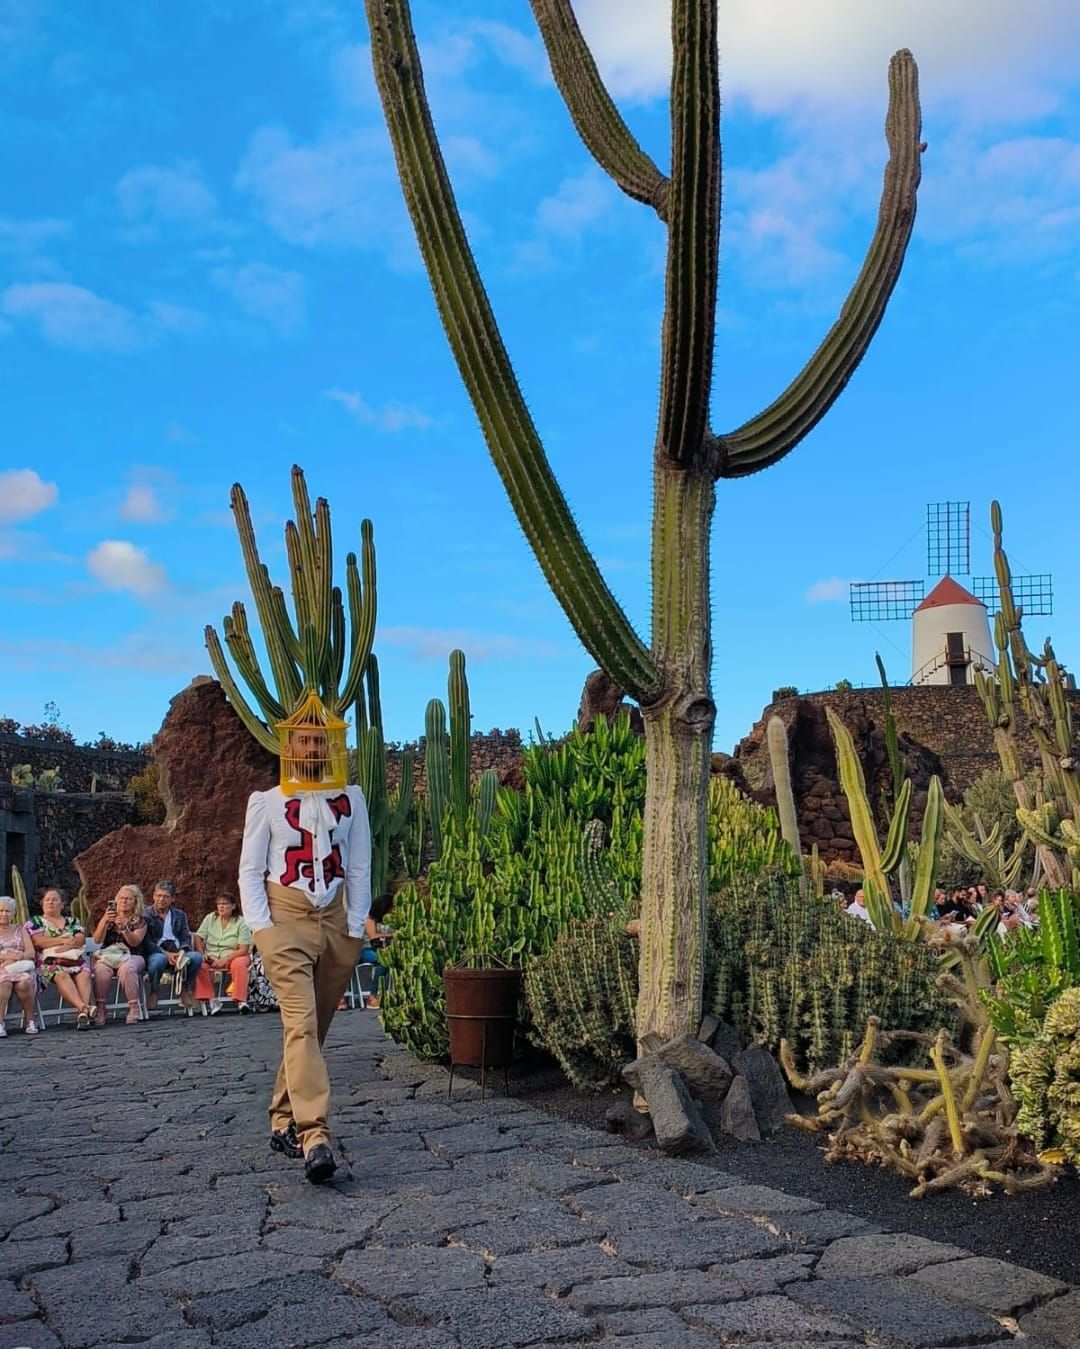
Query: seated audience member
[
  {"left": 846, "top": 888, "right": 873, "bottom": 923},
  {"left": 0, "top": 895, "right": 39, "bottom": 1035},
  {"left": 144, "top": 878, "right": 203, "bottom": 1012},
  {"left": 91, "top": 885, "right": 151, "bottom": 1026},
  {"left": 193, "top": 892, "right": 252, "bottom": 1014},
  {"left": 359, "top": 912, "right": 392, "bottom": 1008},
  {"left": 26, "top": 887, "right": 94, "bottom": 1029},
  {"left": 946, "top": 887, "right": 978, "bottom": 924}
]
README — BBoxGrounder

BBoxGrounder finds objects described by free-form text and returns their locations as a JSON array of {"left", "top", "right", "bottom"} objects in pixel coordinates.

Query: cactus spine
[
  {"left": 766, "top": 715, "right": 805, "bottom": 887},
  {"left": 365, "top": 0, "right": 923, "bottom": 1042}
]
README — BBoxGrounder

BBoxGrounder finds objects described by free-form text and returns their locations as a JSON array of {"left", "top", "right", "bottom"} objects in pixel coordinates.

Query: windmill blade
[
  {"left": 850, "top": 579, "right": 925, "bottom": 623},
  {"left": 926, "top": 501, "right": 970, "bottom": 577},
  {"left": 972, "top": 573, "right": 1053, "bottom": 618}
]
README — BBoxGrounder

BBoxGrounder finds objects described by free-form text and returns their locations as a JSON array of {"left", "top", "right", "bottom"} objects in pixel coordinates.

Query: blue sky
[{"left": 1, "top": 0, "right": 1077, "bottom": 753}]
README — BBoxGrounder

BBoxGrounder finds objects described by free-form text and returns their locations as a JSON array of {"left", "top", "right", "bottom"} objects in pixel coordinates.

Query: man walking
[
  {"left": 238, "top": 695, "right": 371, "bottom": 1184},
  {"left": 145, "top": 879, "right": 203, "bottom": 1012}
]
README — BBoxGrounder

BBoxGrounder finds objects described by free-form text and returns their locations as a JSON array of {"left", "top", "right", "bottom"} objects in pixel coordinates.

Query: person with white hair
[{"left": 0, "top": 896, "right": 38, "bottom": 1035}]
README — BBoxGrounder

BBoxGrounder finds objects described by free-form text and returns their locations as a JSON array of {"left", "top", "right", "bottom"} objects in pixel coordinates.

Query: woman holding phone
[{"left": 91, "top": 885, "right": 150, "bottom": 1025}]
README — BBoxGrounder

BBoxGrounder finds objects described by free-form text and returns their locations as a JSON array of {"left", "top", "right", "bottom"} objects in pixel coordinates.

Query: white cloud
[
  {"left": 115, "top": 161, "right": 217, "bottom": 225},
  {"left": 0, "top": 215, "right": 70, "bottom": 256},
  {"left": 806, "top": 577, "right": 851, "bottom": 604},
  {"left": 326, "top": 387, "right": 432, "bottom": 433},
  {"left": 378, "top": 625, "right": 561, "bottom": 662},
  {"left": 513, "top": 167, "right": 619, "bottom": 270},
  {"left": 235, "top": 125, "right": 409, "bottom": 258},
  {"left": 574, "top": 0, "right": 1080, "bottom": 119},
  {"left": 119, "top": 484, "right": 168, "bottom": 524},
  {"left": 1, "top": 282, "right": 139, "bottom": 352},
  {"left": 86, "top": 540, "right": 167, "bottom": 597},
  {"left": 211, "top": 262, "right": 306, "bottom": 334},
  {"left": 0, "top": 633, "right": 196, "bottom": 674},
  {"left": 0, "top": 468, "right": 58, "bottom": 524},
  {"left": 537, "top": 168, "right": 617, "bottom": 238}
]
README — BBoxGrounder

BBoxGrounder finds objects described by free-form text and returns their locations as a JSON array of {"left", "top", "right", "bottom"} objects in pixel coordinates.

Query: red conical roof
[{"left": 914, "top": 576, "right": 984, "bottom": 612}]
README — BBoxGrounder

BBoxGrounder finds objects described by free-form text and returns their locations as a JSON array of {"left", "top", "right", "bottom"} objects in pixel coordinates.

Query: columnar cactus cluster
[
  {"left": 975, "top": 501, "right": 1080, "bottom": 888},
  {"left": 364, "top": 0, "right": 924, "bottom": 1043},
  {"left": 826, "top": 707, "right": 944, "bottom": 936}
]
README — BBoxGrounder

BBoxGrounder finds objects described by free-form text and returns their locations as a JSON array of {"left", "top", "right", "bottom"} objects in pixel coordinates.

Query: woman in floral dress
[{"left": 26, "top": 887, "right": 94, "bottom": 1030}]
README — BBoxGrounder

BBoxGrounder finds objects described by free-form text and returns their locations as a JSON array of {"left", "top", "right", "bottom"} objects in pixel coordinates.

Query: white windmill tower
[{"left": 848, "top": 502, "right": 1053, "bottom": 686}]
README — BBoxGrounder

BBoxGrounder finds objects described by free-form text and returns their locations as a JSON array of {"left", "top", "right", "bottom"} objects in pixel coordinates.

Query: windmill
[{"left": 849, "top": 502, "right": 1053, "bottom": 687}]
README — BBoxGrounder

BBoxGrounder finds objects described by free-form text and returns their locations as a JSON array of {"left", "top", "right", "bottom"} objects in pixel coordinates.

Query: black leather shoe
[
  {"left": 304, "top": 1143, "right": 337, "bottom": 1185},
  {"left": 269, "top": 1122, "right": 303, "bottom": 1160}
]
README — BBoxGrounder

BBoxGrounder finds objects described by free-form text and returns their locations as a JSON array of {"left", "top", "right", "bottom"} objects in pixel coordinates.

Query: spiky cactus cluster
[
  {"left": 707, "top": 873, "right": 950, "bottom": 1071},
  {"left": 826, "top": 707, "right": 943, "bottom": 936},
  {"left": 974, "top": 501, "right": 1080, "bottom": 888},
  {"left": 1012, "top": 987, "right": 1080, "bottom": 1162}
]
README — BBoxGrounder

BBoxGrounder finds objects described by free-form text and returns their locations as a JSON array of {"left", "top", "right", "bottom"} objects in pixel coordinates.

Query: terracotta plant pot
[{"left": 442, "top": 965, "right": 522, "bottom": 1090}]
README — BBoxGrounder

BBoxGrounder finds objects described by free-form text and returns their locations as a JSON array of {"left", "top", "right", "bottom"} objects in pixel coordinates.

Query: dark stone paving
[{"left": 0, "top": 1012, "right": 1077, "bottom": 1349}]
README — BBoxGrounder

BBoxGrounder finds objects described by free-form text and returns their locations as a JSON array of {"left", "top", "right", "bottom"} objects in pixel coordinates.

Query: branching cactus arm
[
  {"left": 364, "top": 0, "right": 658, "bottom": 703},
  {"left": 529, "top": 0, "right": 669, "bottom": 218},
  {"left": 714, "top": 51, "right": 923, "bottom": 478}
]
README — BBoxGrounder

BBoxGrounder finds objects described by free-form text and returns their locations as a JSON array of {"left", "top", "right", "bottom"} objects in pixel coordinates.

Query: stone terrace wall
[
  {"left": 385, "top": 729, "right": 525, "bottom": 795},
  {"left": 0, "top": 733, "right": 147, "bottom": 793},
  {"left": 34, "top": 793, "right": 136, "bottom": 898},
  {"left": 728, "top": 684, "right": 1080, "bottom": 866}
]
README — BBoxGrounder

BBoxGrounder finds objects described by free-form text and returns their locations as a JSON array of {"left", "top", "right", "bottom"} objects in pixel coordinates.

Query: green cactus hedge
[
  {"left": 379, "top": 712, "right": 648, "bottom": 1060},
  {"left": 380, "top": 713, "right": 800, "bottom": 1062},
  {"left": 706, "top": 872, "right": 952, "bottom": 1071},
  {"left": 528, "top": 869, "right": 953, "bottom": 1092}
]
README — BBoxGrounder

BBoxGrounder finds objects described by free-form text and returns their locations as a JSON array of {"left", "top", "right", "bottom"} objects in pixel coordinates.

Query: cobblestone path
[{"left": 1, "top": 1011, "right": 1077, "bottom": 1349}]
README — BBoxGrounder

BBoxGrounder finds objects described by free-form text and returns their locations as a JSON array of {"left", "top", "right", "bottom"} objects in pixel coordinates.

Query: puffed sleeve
[{"left": 238, "top": 790, "right": 273, "bottom": 931}]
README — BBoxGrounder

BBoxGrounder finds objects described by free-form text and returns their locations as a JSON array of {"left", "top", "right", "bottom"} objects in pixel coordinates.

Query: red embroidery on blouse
[{"left": 279, "top": 794, "right": 350, "bottom": 889}]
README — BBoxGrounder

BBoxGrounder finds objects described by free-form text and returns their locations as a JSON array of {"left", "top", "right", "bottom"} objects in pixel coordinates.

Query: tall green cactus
[
  {"left": 365, "top": 0, "right": 923, "bottom": 1042},
  {"left": 766, "top": 715, "right": 805, "bottom": 887},
  {"left": 424, "top": 649, "right": 498, "bottom": 862},
  {"left": 355, "top": 654, "right": 413, "bottom": 901},
  {"left": 10, "top": 865, "right": 28, "bottom": 926},
  {"left": 205, "top": 465, "right": 376, "bottom": 751},
  {"left": 826, "top": 707, "right": 943, "bottom": 938},
  {"left": 975, "top": 502, "right": 1078, "bottom": 888}
]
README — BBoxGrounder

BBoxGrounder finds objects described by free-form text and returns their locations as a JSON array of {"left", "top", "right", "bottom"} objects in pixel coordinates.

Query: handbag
[
  {"left": 95, "top": 943, "right": 131, "bottom": 969},
  {"left": 5, "top": 959, "right": 36, "bottom": 975},
  {"left": 42, "top": 944, "right": 86, "bottom": 965}
]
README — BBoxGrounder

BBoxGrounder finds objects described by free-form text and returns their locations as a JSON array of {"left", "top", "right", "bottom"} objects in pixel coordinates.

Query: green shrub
[
  {"left": 128, "top": 763, "right": 166, "bottom": 825},
  {"left": 982, "top": 888, "right": 1080, "bottom": 1045}
]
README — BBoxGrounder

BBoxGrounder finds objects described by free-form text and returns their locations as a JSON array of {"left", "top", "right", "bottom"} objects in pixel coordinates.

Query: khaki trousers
[{"left": 254, "top": 882, "right": 363, "bottom": 1151}]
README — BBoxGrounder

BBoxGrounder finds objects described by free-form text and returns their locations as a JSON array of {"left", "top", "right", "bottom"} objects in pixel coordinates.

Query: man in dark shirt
[{"left": 144, "top": 879, "right": 203, "bottom": 1012}]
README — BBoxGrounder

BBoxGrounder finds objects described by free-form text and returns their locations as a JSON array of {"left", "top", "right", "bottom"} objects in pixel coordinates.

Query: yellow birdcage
[{"left": 276, "top": 691, "right": 349, "bottom": 793}]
